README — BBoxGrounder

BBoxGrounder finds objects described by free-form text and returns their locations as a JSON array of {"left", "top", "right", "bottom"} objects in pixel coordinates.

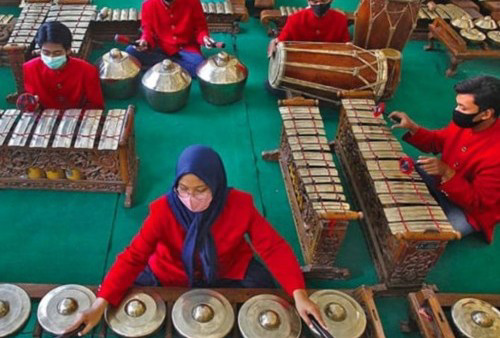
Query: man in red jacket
[
  {"left": 23, "top": 21, "right": 104, "bottom": 110},
  {"left": 267, "top": 0, "right": 350, "bottom": 57},
  {"left": 390, "top": 76, "right": 500, "bottom": 242},
  {"left": 126, "top": 0, "right": 216, "bottom": 77}
]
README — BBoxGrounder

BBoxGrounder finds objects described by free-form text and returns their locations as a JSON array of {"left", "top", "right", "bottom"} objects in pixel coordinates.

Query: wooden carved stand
[
  {"left": 426, "top": 18, "right": 500, "bottom": 77},
  {"left": 403, "top": 287, "right": 500, "bottom": 337},
  {"left": 15, "top": 283, "right": 386, "bottom": 338}
]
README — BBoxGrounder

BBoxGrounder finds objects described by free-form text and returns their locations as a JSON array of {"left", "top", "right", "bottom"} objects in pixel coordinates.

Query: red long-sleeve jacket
[
  {"left": 278, "top": 8, "right": 350, "bottom": 43},
  {"left": 140, "top": 0, "right": 209, "bottom": 56},
  {"left": 403, "top": 119, "right": 500, "bottom": 242},
  {"left": 98, "top": 190, "right": 306, "bottom": 306},
  {"left": 23, "top": 57, "right": 104, "bottom": 110}
]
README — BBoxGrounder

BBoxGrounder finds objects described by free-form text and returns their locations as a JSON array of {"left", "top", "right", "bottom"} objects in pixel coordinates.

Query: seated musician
[
  {"left": 267, "top": 0, "right": 350, "bottom": 57},
  {"left": 23, "top": 21, "right": 104, "bottom": 110},
  {"left": 125, "top": 0, "right": 217, "bottom": 77},
  {"left": 390, "top": 76, "right": 500, "bottom": 242},
  {"left": 66, "top": 145, "right": 326, "bottom": 335},
  {"left": 266, "top": 0, "right": 349, "bottom": 96}
]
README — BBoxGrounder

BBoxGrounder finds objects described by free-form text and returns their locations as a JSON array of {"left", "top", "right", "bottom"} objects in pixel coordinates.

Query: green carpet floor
[{"left": 0, "top": 0, "right": 499, "bottom": 337}]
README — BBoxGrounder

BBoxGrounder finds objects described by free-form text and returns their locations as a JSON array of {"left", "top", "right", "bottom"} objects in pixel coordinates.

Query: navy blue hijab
[{"left": 166, "top": 145, "right": 230, "bottom": 286}]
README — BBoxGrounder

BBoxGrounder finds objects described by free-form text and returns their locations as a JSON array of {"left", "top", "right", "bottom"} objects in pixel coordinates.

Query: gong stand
[
  {"left": 14, "top": 283, "right": 386, "bottom": 338},
  {"left": 425, "top": 18, "right": 500, "bottom": 77},
  {"left": 402, "top": 287, "right": 500, "bottom": 338}
]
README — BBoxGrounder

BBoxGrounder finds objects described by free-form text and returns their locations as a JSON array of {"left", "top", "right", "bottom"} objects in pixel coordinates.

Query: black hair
[
  {"left": 454, "top": 75, "right": 500, "bottom": 117},
  {"left": 36, "top": 21, "right": 72, "bottom": 50}
]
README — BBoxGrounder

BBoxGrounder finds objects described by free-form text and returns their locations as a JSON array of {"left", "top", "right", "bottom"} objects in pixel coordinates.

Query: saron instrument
[{"left": 335, "top": 98, "right": 460, "bottom": 287}]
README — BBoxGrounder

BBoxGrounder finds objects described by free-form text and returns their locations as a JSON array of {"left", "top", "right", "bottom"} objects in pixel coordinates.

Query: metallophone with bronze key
[
  {"left": 335, "top": 98, "right": 461, "bottom": 290},
  {"left": 0, "top": 105, "right": 138, "bottom": 207},
  {"left": 0, "top": 283, "right": 387, "bottom": 338},
  {"left": 263, "top": 97, "right": 363, "bottom": 280},
  {"left": 403, "top": 287, "right": 500, "bottom": 337}
]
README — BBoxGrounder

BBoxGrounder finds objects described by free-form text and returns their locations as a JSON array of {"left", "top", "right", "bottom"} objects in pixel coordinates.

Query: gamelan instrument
[
  {"left": 0, "top": 105, "right": 138, "bottom": 207},
  {"left": 335, "top": 98, "right": 461, "bottom": 288},
  {"left": 309, "top": 290, "right": 367, "bottom": 338},
  {"left": 0, "top": 14, "right": 15, "bottom": 66},
  {"left": 9, "top": 283, "right": 386, "bottom": 338},
  {"left": 268, "top": 42, "right": 401, "bottom": 102},
  {"left": 105, "top": 290, "right": 166, "bottom": 337},
  {"left": 238, "top": 294, "right": 301, "bottom": 338},
  {"left": 354, "top": 0, "right": 420, "bottom": 51},
  {"left": 273, "top": 97, "right": 362, "bottom": 279},
  {"left": 37, "top": 284, "right": 95, "bottom": 335},
  {"left": 0, "top": 284, "right": 31, "bottom": 337},
  {"left": 407, "top": 287, "right": 500, "bottom": 338}
]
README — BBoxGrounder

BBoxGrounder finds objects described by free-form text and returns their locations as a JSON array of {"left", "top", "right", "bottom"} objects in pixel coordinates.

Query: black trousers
[{"left": 134, "top": 258, "right": 275, "bottom": 288}]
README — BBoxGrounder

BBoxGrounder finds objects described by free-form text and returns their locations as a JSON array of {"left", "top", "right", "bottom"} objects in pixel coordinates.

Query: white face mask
[{"left": 41, "top": 54, "right": 67, "bottom": 69}]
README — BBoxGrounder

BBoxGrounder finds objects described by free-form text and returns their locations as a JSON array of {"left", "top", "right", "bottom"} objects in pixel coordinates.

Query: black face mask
[
  {"left": 311, "top": 2, "right": 331, "bottom": 17},
  {"left": 452, "top": 109, "right": 484, "bottom": 128}
]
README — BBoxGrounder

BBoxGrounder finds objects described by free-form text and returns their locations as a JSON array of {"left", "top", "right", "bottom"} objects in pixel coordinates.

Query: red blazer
[
  {"left": 404, "top": 119, "right": 500, "bottom": 242},
  {"left": 98, "top": 190, "right": 306, "bottom": 306},
  {"left": 140, "top": 0, "right": 209, "bottom": 55},
  {"left": 278, "top": 8, "right": 350, "bottom": 43},
  {"left": 23, "top": 57, "right": 104, "bottom": 110}
]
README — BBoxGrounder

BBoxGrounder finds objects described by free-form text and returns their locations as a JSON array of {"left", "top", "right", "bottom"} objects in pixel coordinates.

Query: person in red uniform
[
  {"left": 22, "top": 21, "right": 104, "bottom": 110},
  {"left": 125, "top": 0, "right": 217, "bottom": 77},
  {"left": 267, "top": 0, "right": 350, "bottom": 57},
  {"left": 390, "top": 76, "right": 500, "bottom": 242},
  {"left": 66, "top": 145, "right": 326, "bottom": 335}
]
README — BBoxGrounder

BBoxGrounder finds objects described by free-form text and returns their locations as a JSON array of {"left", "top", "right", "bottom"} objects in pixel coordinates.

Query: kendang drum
[
  {"left": 354, "top": 0, "right": 420, "bottom": 51},
  {"left": 268, "top": 42, "right": 400, "bottom": 102}
]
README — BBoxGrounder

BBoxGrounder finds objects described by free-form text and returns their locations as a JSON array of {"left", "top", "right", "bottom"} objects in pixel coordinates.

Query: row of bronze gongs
[{"left": 1, "top": 284, "right": 499, "bottom": 338}]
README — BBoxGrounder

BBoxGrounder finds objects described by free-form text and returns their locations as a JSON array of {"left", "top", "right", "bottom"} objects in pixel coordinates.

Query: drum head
[
  {"left": 0, "top": 284, "right": 31, "bottom": 337},
  {"left": 172, "top": 289, "right": 234, "bottom": 338},
  {"left": 268, "top": 42, "right": 286, "bottom": 88},
  {"left": 37, "top": 284, "right": 95, "bottom": 335},
  {"left": 309, "top": 290, "right": 366, "bottom": 338},
  {"left": 452, "top": 298, "right": 500, "bottom": 338},
  {"left": 105, "top": 290, "right": 166, "bottom": 338},
  {"left": 238, "top": 294, "right": 301, "bottom": 338}
]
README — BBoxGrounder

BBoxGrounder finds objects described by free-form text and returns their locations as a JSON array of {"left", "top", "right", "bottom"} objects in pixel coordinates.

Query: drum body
[
  {"left": 354, "top": 0, "right": 420, "bottom": 51},
  {"left": 269, "top": 42, "right": 392, "bottom": 102}
]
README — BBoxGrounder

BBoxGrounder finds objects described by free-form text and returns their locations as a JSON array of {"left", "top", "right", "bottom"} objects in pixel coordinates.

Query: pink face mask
[{"left": 178, "top": 191, "right": 213, "bottom": 212}]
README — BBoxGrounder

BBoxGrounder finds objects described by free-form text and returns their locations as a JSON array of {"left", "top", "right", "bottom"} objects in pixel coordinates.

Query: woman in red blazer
[{"left": 67, "top": 145, "right": 326, "bottom": 335}]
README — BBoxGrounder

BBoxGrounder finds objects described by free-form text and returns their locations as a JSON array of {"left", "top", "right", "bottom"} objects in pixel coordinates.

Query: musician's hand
[
  {"left": 203, "top": 36, "right": 216, "bottom": 49},
  {"left": 427, "top": 1, "right": 437, "bottom": 11},
  {"left": 267, "top": 38, "right": 278, "bottom": 58},
  {"left": 389, "top": 111, "right": 419, "bottom": 134},
  {"left": 293, "top": 289, "right": 327, "bottom": 330},
  {"left": 65, "top": 297, "right": 108, "bottom": 336},
  {"left": 134, "top": 39, "right": 148, "bottom": 52},
  {"left": 417, "top": 156, "right": 455, "bottom": 182}
]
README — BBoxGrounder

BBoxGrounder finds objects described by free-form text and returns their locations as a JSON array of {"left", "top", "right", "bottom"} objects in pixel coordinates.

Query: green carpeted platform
[{"left": 0, "top": 0, "right": 499, "bottom": 337}]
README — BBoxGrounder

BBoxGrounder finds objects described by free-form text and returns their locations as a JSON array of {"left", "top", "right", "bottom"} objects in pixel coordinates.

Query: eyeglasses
[{"left": 175, "top": 186, "right": 211, "bottom": 200}]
